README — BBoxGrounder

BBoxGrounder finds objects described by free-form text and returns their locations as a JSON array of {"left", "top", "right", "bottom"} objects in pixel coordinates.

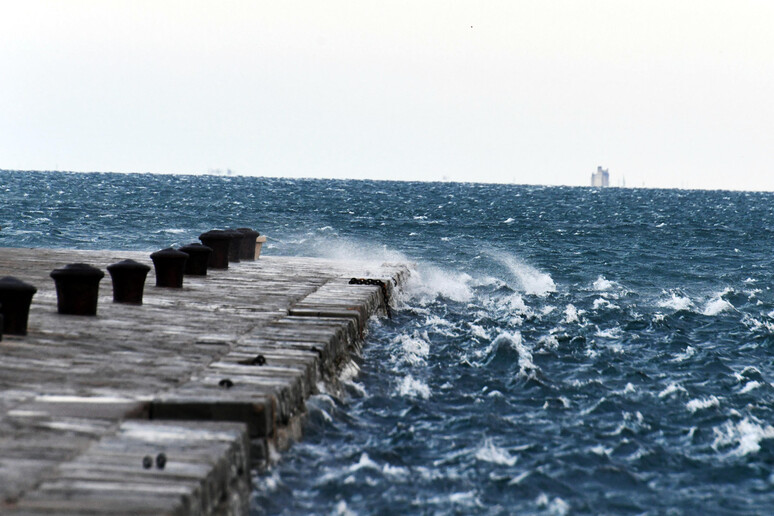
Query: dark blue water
[{"left": 3, "top": 170, "right": 774, "bottom": 514}]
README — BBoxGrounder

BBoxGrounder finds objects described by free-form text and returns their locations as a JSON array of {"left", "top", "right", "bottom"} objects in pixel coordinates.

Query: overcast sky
[{"left": 1, "top": 1, "right": 773, "bottom": 190}]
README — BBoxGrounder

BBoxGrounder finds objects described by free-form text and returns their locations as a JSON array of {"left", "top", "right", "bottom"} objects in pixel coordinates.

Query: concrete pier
[{"left": 0, "top": 247, "right": 409, "bottom": 515}]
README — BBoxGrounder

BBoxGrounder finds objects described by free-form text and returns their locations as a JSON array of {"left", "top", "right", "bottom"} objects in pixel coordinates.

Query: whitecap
[
  {"left": 397, "top": 375, "right": 431, "bottom": 399},
  {"left": 382, "top": 463, "right": 410, "bottom": 478},
  {"left": 593, "top": 298, "right": 620, "bottom": 310},
  {"left": 712, "top": 417, "right": 774, "bottom": 456},
  {"left": 349, "top": 452, "right": 379, "bottom": 472},
  {"left": 508, "top": 471, "right": 531, "bottom": 485},
  {"left": 740, "top": 381, "right": 762, "bottom": 394},
  {"left": 741, "top": 314, "right": 774, "bottom": 332},
  {"left": 536, "top": 494, "right": 571, "bottom": 516},
  {"left": 427, "top": 491, "right": 480, "bottom": 507},
  {"left": 505, "top": 292, "right": 530, "bottom": 314},
  {"left": 592, "top": 275, "right": 616, "bottom": 291},
  {"left": 702, "top": 297, "right": 735, "bottom": 316},
  {"left": 658, "top": 382, "right": 687, "bottom": 398},
  {"left": 672, "top": 346, "right": 695, "bottom": 362},
  {"left": 537, "top": 335, "right": 559, "bottom": 350},
  {"left": 686, "top": 395, "right": 720, "bottom": 413},
  {"left": 474, "top": 438, "right": 518, "bottom": 466},
  {"left": 563, "top": 304, "right": 582, "bottom": 324},
  {"left": 595, "top": 327, "right": 623, "bottom": 339},
  {"left": 392, "top": 332, "right": 430, "bottom": 365},
  {"left": 424, "top": 315, "right": 458, "bottom": 337},
  {"left": 658, "top": 291, "right": 693, "bottom": 311},
  {"left": 503, "top": 217, "right": 515, "bottom": 223},
  {"left": 468, "top": 323, "right": 490, "bottom": 340},
  {"left": 493, "top": 331, "right": 537, "bottom": 377},
  {"left": 333, "top": 500, "right": 357, "bottom": 516}
]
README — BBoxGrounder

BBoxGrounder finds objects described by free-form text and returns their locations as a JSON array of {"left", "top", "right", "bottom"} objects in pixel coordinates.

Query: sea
[{"left": 2, "top": 169, "right": 774, "bottom": 515}]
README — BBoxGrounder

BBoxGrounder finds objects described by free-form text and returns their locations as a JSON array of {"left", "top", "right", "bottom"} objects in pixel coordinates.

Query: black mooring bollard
[
  {"left": 106, "top": 259, "right": 151, "bottom": 304},
  {"left": 235, "top": 228, "right": 260, "bottom": 260},
  {"left": 150, "top": 248, "right": 188, "bottom": 288},
  {"left": 0, "top": 277, "right": 38, "bottom": 335},
  {"left": 199, "top": 230, "right": 231, "bottom": 269},
  {"left": 225, "top": 229, "right": 243, "bottom": 263},
  {"left": 50, "top": 264, "right": 104, "bottom": 315},
  {"left": 178, "top": 243, "right": 212, "bottom": 276}
]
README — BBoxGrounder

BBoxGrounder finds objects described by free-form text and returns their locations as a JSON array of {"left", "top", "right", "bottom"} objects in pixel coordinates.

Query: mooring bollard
[
  {"left": 106, "top": 259, "right": 151, "bottom": 304},
  {"left": 235, "top": 228, "right": 260, "bottom": 260},
  {"left": 199, "top": 230, "right": 231, "bottom": 269},
  {"left": 0, "top": 277, "right": 38, "bottom": 335},
  {"left": 150, "top": 248, "right": 189, "bottom": 288},
  {"left": 255, "top": 235, "right": 267, "bottom": 259},
  {"left": 225, "top": 229, "right": 243, "bottom": 263},
  {"left": 50, "top": 264, "right": 104, "bottom": 315},
  {"left": 178, "top": 243, "right": 212, "bottom": 275}
]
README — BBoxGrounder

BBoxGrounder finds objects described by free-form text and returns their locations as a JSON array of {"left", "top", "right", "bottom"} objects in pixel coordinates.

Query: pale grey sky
[{"left": 1, "top": 1, "right": 773, "bottom": 190}]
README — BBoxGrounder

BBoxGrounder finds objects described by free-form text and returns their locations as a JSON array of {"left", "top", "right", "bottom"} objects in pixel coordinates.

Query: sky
[{"left": 1, "top": 1, "right": 773, "bottom": 190}]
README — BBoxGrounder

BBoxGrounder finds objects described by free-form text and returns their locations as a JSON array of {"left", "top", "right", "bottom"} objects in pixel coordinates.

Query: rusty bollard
[
  {"left": 0, "top": 277, "right": 38, "bottom": 335},
  {"left": 199, "top": 230, "right": 231, "bottom": 269},
  {"left": 178, "top": 243, "right": 212, "bottom": 276},
  {"left": 235, "top": 228, "right": 260, "bottom": 260},
  {"left": 225, "top": 229, "right": 243, "bottom": 263},
  {"left": 107, "top": 259, "right": 151, "bottom": 304},
  {"left": 50, "top": 264, "right": 104, "bottom": 315},
  {"left": 150, "top": 248, "right": 189, "bottom": 288}
]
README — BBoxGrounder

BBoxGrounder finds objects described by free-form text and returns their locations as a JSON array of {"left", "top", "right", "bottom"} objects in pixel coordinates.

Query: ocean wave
[
  {"left": 392, "top": 331, "right": 431, "bottom": 366},
  {"left": 404, "top": 265, "right": 474, "bottom": 304},
  {"left": 536, "top": 494, "right": 571, "bottom": 516},
  {"left": 563, "top": 304, "right": 582, "bottom": 324},
  {"left": 486, "top": 250, "right": 557, "bottom": 296},
  {"left": 474, "top": 438, "right": 518, "bottom": 466},
  {"left": 686, "top": 396, "right": 720, "bottom": 413},
  {"left": 484, "top": 331, "right": 537, "bottom": 377},
  {"left": 658, "top": 382, "right": 687, "bottom": 398},
  {"left": 658, "top": 290, "right": 694, "bottom": 311},
  {"left": 592, "top": 275, "right": 617, "bottom": 291},
  {"left": 397, "top": 374, "right": 431, "bottom": 399},
  {"left": 712, "top": 417, "right": 774, "bottom": 456},
  {"left": 702, "top": 296, "right": 736, "bottom": 316}
]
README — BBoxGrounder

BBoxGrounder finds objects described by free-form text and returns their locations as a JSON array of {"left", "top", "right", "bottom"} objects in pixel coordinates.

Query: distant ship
[{"left": 591, "top": 166, "right": 609, "bottom": 187}]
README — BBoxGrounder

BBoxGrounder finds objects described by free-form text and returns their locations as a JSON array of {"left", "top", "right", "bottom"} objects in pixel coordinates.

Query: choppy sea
[{"left": 2, "top": 170, "right": 774, "bottom": 515}]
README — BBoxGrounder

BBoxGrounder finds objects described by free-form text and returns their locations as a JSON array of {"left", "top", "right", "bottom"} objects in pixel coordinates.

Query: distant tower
[{"left": 591, "top": 166, "right": 609, "bottom": 187}]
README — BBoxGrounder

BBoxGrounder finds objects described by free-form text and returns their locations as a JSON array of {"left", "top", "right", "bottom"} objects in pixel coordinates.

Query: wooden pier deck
[{"left": 0, "top": 247, "right": 409, "bottom": 515}]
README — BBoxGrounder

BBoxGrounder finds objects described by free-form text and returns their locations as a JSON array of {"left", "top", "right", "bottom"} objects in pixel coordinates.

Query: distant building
[{"left": 591, "top": 166, "right": 609, "bottom": 187}]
